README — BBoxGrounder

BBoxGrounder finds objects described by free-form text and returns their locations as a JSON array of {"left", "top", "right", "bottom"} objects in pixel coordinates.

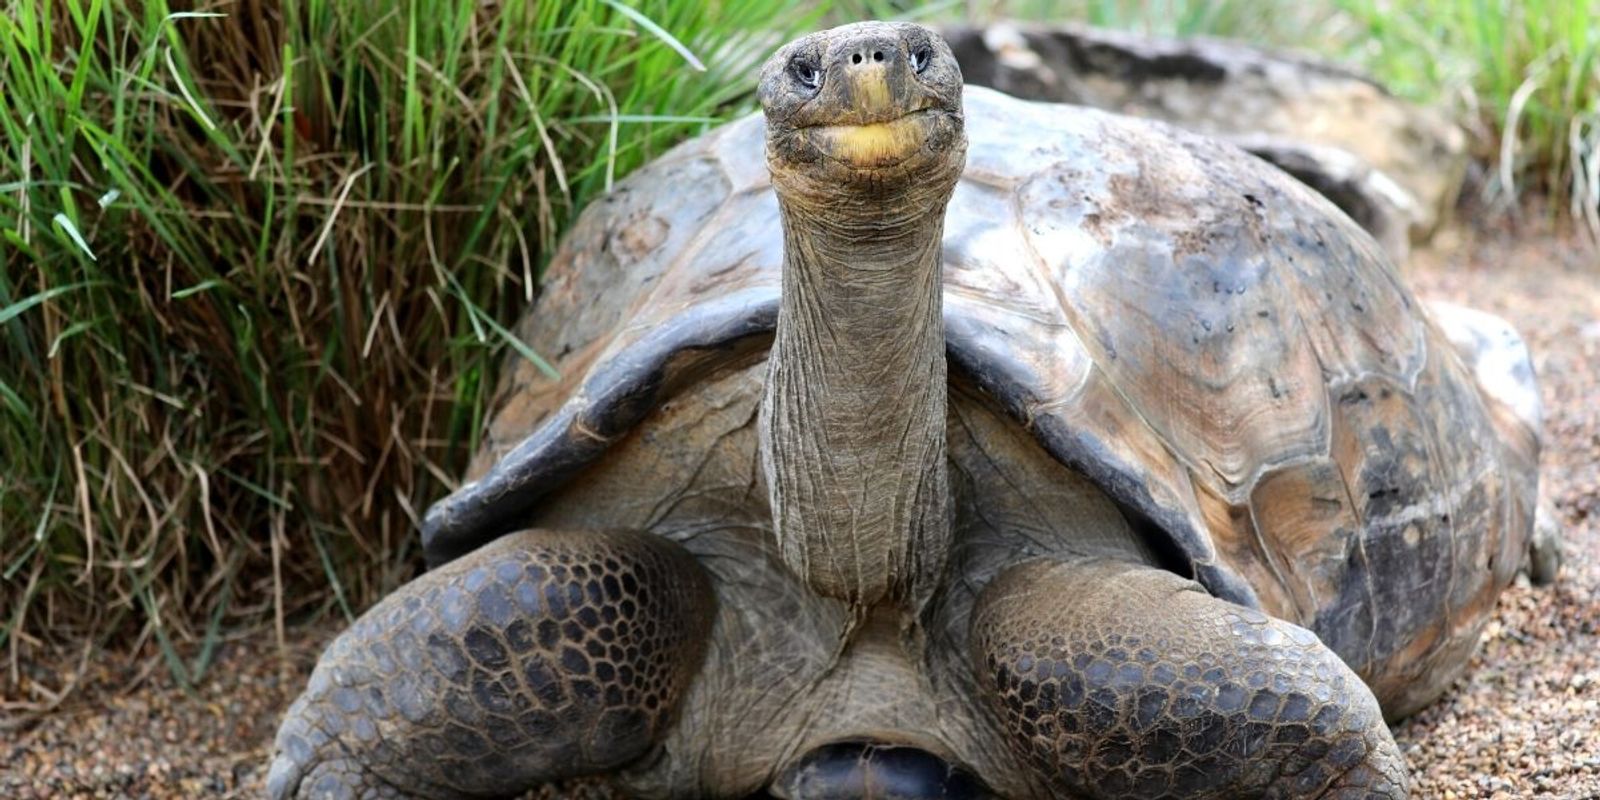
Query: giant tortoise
[{"left": 270, "top": 21, "right": 1543, "bottom": 800}]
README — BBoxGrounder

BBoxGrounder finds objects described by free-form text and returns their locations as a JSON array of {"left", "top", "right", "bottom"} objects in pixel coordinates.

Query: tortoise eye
[
  {"left": 910, "top": 46, "right": 933, "bottom": 73},
  {"left": 790, "top": 58, "right": 820, "bottom": 90}
]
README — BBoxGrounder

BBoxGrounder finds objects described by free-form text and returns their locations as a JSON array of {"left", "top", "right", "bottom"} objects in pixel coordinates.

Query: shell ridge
[{"left": 421, "top": 289, "right": 779, "bottom": 565}]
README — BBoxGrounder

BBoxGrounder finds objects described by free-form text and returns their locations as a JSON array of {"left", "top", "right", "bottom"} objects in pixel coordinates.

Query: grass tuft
[
  {"left": 0, "top": 0, "right": 826, "bottom": 699},
  {"left": 1331, "top": 0, "right": 1599, "bottom": 237}
]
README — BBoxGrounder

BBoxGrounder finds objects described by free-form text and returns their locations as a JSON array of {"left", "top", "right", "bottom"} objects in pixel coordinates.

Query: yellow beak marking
[{"left": 813, "top": 114, "right": 927, "bottom": 168}]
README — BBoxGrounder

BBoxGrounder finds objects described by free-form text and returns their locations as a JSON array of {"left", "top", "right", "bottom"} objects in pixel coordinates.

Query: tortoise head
[{"left": 758, "top": 21, "right": 965, "bottom": 208}]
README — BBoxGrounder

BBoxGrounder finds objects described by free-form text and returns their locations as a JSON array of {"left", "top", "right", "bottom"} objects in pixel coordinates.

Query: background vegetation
[
  {"left": 973, "top": 0, "right": 1600, "bottom": 227},
  {"left": 0, "top": 0, "right": 826, "bottom": 692},
  {"left": 3, "top": 0, "right": 1595, "bottom": 695}
]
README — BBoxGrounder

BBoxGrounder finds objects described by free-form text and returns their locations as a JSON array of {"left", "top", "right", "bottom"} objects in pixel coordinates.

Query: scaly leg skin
[
  {"left": 970, "top": 558, "right": 1408, "bottom": 799},
  {"left": 267, "top": 529, "right": 715, "bottom": 799}
]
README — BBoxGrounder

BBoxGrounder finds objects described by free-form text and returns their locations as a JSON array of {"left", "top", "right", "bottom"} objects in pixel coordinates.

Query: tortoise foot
[
  {"left": 969, "top": 557, "right": 1408, "bottom": 799},
  {"left": 267, "top": 529, "right": 714, "bottom": 799}
]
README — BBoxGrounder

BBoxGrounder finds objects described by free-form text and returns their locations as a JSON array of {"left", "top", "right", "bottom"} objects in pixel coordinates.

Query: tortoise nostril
[{"left": 839, "top": 39, "right": 898, "bottom": 71}]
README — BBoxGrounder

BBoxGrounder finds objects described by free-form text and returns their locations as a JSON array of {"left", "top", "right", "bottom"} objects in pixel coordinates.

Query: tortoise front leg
[
  {"left": 969, "top": 558, "right": 1408, "bottom": 799},
  {"left": 267, "top": 529, "right": 714, "bottom": 799}
]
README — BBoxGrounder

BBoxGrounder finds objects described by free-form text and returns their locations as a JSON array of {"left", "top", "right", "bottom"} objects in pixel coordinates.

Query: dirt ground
[{"left": 2, "top": 223, "right": 1597, "bottom": 799}]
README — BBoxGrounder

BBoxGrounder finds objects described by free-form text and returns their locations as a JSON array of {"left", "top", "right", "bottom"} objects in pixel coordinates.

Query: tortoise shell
[{"left": 422, "top": 86, "right": 1537, "bottom": 718}]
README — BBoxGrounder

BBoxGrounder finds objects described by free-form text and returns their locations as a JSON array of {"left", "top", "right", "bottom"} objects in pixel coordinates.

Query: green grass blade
[{"left": 600, "top": 0, "right": 707, "bottom": 71}]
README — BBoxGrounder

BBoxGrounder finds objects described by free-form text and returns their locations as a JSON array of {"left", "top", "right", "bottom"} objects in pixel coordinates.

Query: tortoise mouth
[
  {"left": 769, "top": 108, "right": 964, "bottom": 191},
  {"left": 799, "top": 108, "right": 943, "bottom": 170}
]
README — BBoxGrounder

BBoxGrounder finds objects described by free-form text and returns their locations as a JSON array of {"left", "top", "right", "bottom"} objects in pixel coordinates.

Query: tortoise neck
[{"left": 759, "top": 197, "right": 951, "bottom": 610}]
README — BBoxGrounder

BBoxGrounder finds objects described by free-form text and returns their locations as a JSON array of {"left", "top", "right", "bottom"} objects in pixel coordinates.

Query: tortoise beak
[
  {"left": 820, "top": 29, "right": 916, "bottom": 125},
  {"left": 840, "top": 59, "right": 896, "bottom": 116}
]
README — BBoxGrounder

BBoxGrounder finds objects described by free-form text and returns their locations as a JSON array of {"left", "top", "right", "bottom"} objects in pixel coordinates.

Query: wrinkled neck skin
[{"left": 759, "top": 173, "right": 955, "bottom": 616}]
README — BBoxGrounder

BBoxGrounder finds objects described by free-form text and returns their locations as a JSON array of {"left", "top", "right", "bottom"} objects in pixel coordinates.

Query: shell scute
[
  {"left": 1248, "top": 458, "right": 1366, "bottom": 627},
  {"left": 475, "top": 135, "right": 751, "bottom": 478}
]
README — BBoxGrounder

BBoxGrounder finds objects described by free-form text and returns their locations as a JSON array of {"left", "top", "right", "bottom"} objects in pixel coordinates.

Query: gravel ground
[
  {"left": 1398, "top": 224, "right": 1600, "bottom": 799},
  {"left": 2, "top": 224, "right": 1596, "bottom": 799}
]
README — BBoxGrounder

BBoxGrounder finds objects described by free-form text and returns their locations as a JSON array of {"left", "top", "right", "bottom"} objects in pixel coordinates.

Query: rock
[{"left": 944, "top": 22, "right": 1469, "bottom": 258}]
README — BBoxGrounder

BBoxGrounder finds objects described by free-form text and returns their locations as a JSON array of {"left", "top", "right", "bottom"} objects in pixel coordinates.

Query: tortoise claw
[{"left": 1526, "top": 499, "right": 1564, "bottom": 586}]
